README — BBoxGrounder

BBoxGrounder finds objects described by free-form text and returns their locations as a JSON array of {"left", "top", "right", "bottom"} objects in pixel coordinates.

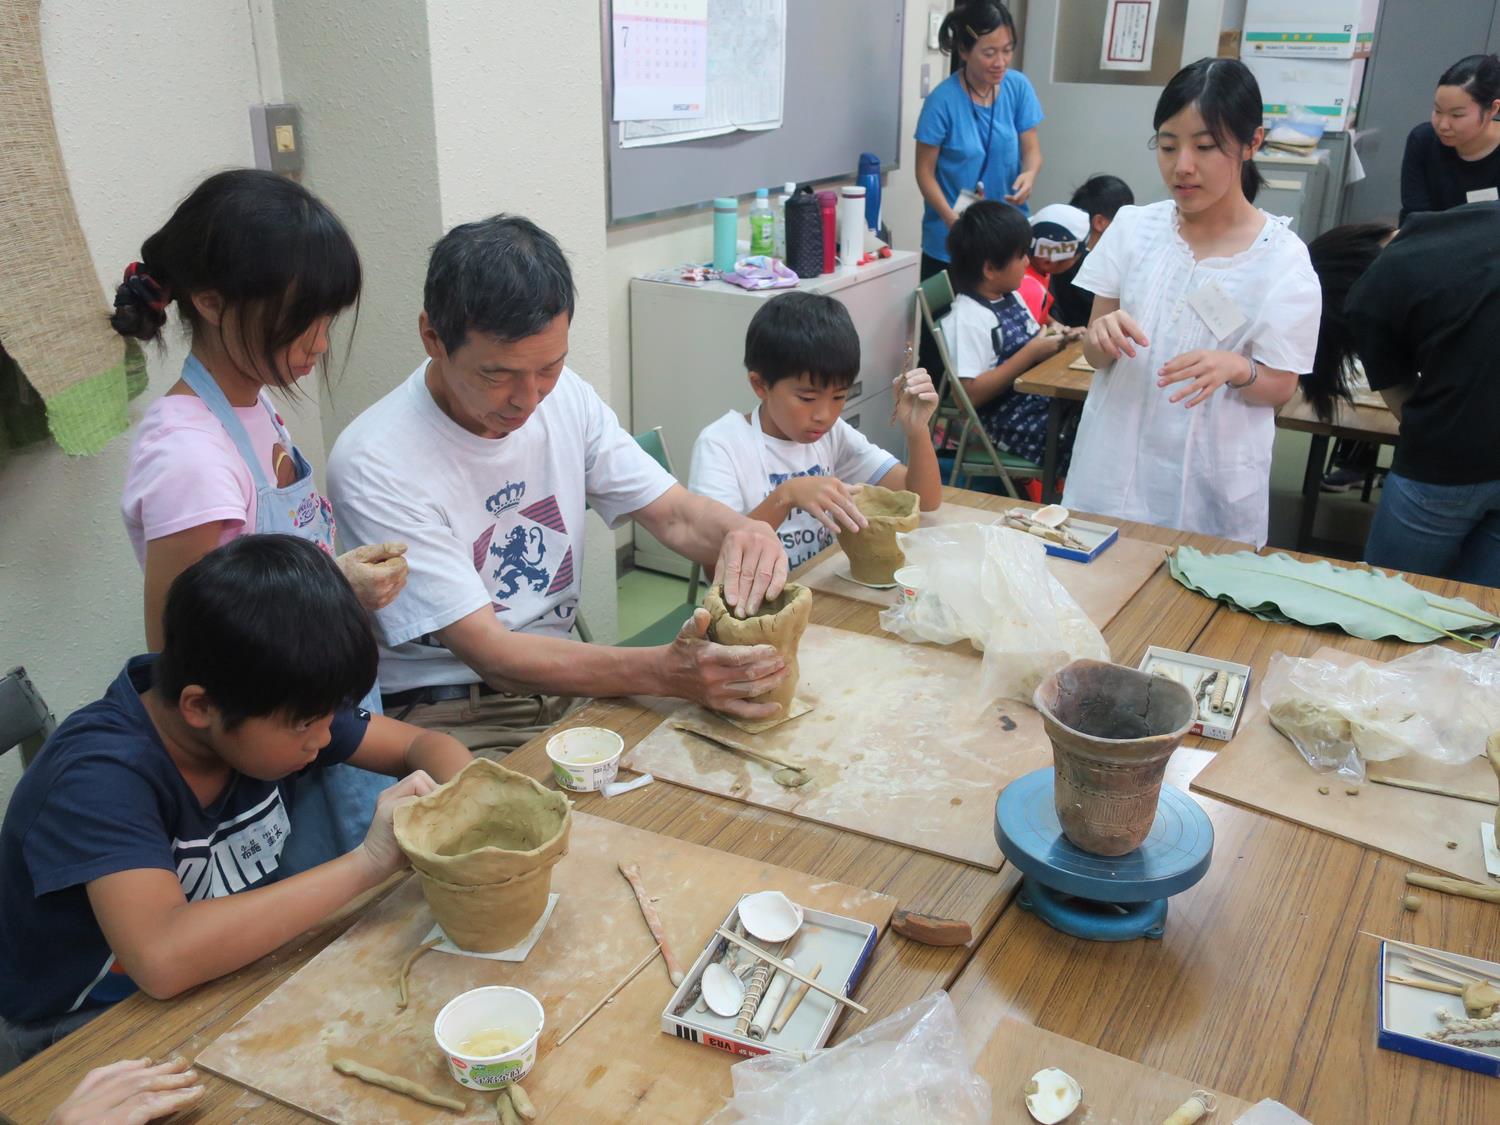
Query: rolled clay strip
[
  {"left": 332, "top": 1058, "right": 465, "bottom": 1112},
  {"left": 1161, "top": 1091, "right": 1218, "bottom": 1125},
  {"left": 619, "top": 862, "right": 686, "bottom": 986},
  {"left": 771, "top": 961, "right": 823, "bottom": 1034},
  {"left": 495, "top": 1087, "right": 523, "bottom": 1125},
  {"left": 1406, "top": 871, "right": 1500, "bottom": 905},
  {"left": 396, "top": 936, "right": 442, "bottom": 1011},
  {"left": 506, "top": 1082, "right": 538, "bottom": 1120},
  {"left": 748, "top": 961, "right": 795, "bottom": 1040}
]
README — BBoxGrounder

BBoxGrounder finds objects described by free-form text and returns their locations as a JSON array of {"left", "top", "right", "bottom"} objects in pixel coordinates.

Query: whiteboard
[{"left": 603, "top": 0, "right": 906, "bottom": 222}]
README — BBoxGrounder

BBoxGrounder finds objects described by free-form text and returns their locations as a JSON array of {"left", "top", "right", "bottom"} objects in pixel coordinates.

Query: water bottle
[
  {"left": 712, "top": 197, "right": 738, "bottom": 273},
  {"left": 816, "top": 190, "right": 838, "bottom": 274},
  {"left": 748, "top": 188, "right": 775, "bottom": 256},
  {"left": 773, "top": 181, "right": 795, "bottom": 259},
  {"left": 856, "top": 153, "right": 881, "bottom": 232},
  {"left": 784, "top": 188, "right": 823, "bottom": 279},
  {"left": 839, "top": 185, "right": 866, "bottom": 264}
]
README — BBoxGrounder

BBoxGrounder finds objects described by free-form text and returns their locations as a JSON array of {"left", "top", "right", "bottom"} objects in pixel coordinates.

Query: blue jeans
[{"left": 1364, "top": 472, "right": 1500, "bottom": 587}]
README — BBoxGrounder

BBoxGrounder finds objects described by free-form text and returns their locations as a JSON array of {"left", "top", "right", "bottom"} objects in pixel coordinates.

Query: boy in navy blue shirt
[{"left": 0, "top": 535, "right": 473, "bottom": 1069}]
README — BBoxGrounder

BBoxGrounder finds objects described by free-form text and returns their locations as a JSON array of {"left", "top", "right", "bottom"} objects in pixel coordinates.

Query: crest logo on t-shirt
[
  {"left": 469, "top": 489, "right": 576, "bottom": 619},
  {"left": 485, "top": 480, "right": 527, "bottom": 515}
]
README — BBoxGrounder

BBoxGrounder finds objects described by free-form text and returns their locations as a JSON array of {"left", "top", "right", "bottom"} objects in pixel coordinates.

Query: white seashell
[
  {"left": 1032, "top": 505, "right": 1071, "bottom": 529},
  {"left": 700, "top": 962, "right": 746, "bottom": 1017},
  {"left": 1024, "top": 1068, "right": 1082, "bottom": 1124},
  {"left": 737, "top": 891, "right": 804, "bottom": 943}
]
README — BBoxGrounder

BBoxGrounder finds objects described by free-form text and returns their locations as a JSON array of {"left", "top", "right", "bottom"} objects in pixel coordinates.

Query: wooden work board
[
  {"left": 974, "top": 1018, "right": 1254, "bottom": 1123},
  {"left": 796, "top": 503, "right": 1166, "bottom": 630},
  {"left": 194, "top": 812, "right": 895, "bottom": 1124},
  {"left": 1192, "top": 647, "right": 1498, "bottom": 884},
  {"left": 625, "top": 624, "right": 1056, "bottom": 870}
]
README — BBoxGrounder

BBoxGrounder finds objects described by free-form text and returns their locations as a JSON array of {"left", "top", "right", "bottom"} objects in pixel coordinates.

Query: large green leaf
[{"left": 1167, "top": 547, "right": 1496, "bottom": 646}]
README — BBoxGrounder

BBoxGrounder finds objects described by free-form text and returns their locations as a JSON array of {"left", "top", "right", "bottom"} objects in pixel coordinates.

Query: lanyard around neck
[{"left": 963, "top": 72, "right": 999, "bottom": 188}]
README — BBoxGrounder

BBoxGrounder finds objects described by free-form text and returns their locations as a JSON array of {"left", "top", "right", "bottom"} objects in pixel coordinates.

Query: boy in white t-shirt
[{"left": 688, "top": 291, "right": 942, "bottom": 570}]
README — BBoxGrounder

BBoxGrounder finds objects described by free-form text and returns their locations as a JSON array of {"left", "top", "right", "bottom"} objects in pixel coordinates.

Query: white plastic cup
[
  {"left": 545, "top": 726, "right": 624, "bottom": 792},
  {"left": 434, "top": 986, "right": 545, "bottom": 1090},
  {"left": 893, "top": 565, "right": 926, "bottom": 606}
]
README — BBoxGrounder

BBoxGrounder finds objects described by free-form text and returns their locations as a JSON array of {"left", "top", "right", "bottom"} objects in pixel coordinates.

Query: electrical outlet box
[
  {"left": 249, "top": 103, "right": 303, "bottom": 176},
  {"left": 927, "top": 10, "right": 943, "bottom": 50},
  {"left": 921, "top": 62, "right": 932, "bottom": 98}
]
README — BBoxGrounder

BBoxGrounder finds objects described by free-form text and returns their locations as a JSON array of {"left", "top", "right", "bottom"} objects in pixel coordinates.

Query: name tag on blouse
[
  {"left": 1467, "top": 186, "right": 1499, "bottom": 203},
  {"left": 954, "top": 188, "right": 981, "bottom": 214},
  {"left": 1187, "top": 280, "right": 1247, "bottom": 340}
]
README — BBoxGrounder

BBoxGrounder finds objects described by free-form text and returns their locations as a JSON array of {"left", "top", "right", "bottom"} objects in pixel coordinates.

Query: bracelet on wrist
[{"left": 1230, "top": 356, "right": 1259, "bottom": 389}]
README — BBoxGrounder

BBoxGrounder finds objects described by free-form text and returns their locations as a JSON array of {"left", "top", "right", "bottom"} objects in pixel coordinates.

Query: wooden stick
[
  {"left": 395, "top": 937, "right": 442, "bottom": 1011},
  {"left": 1406, "top": 871, "right": 1500, "bottom": 904},
  {"left": 1387, "top": 974, "right": 1464, "bottom": 996},
  {"left": 714, "top": 927, "right": 868, "bottom": 1014},
  {"left": 618, "top": 863, "right": 685, "bottom": 986},
  {"left": 332, "top": 1058, "right": 465, "bottom": 1112},
  {"left": 1367, "top": 933, "right": 1500, "bottom": 986},
  {"left": 1368, "top": 775, "right": 1498, "bottom": 806},
  {"left": 771, "top": 961, "right": 823, "bottom": 1033},
  {"left": 556, "top": 944, "right": 661, "bottom": 1047}
]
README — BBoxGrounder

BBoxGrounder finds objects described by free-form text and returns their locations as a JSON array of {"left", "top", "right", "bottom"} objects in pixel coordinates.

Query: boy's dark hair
[
  {"left": 946, "top": 200, "right": 1031, "bottom": 296},
  {"left": 1153, "top": 58, "right": 1266, "bottom": 204},
  {"left": 154, "top": 535, "right": 377, "bottom": 729},
  {"left": 111, "top": 169, "right": 361, "bottom": 391},
  {"left": 1069, "top": 175, "right": 1135, "bottom": 222},
  {"left": 743, "top": 291, "right": 860, "bottom": 389},
  {"left": 938, "top": 2, "right": 1017, "bottom": 72},
  {"left": 1439, "top": 54, "right": 1500, "bottom": 112},
  {"left": 424, "top": 215, "right": 576, "bottom": 355},
  {"left": 1304, "top": 222, "right": 1393, "bottom": 424}
]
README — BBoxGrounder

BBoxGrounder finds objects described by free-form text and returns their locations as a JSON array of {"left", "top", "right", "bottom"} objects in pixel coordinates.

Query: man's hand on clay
[
  {"left": 359, "top": 770, "right": 437, "bottom": 878},
  {"left": 713, "top": 522, "right": 788, "bottom": 618},
  {"left": 663, "top": 609, "right": 788, "bottom": 719},
  {"left": 46, "top": 1056, "right": 204, "bottom": 1125},
  {"left": 783, "top": 475, "right": 867, "bottom": 536},
  {"left": 338, "top": 542, "right": 410, "bottom": 612}
]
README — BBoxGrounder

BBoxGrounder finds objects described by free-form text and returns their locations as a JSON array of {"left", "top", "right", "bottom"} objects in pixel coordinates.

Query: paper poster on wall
[
  {"left": 612, "top": 0, "right": 709, "bottom": 122},
  {"left": 619, "top": 0, "right": 786, "bottom": 148},
  {"left": 1099, "top": 0, "right": 1159, "bottom": 72}
]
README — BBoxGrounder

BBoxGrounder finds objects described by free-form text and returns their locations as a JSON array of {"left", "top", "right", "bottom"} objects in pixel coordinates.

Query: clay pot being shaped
[
  {"left": 704, "top": 583, "right": 811, "bottom": 719},
  {"left": 393, "top": 759, "right": 571, "bottom": 952},
  {"left": 1034, "top": 659, "right": 1196, "bottom": 857},
  {"left": 836, "top": 486, "right": 920, "bottom": 585}
]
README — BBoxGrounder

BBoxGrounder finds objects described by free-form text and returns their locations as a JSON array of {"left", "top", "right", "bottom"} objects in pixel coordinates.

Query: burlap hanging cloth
[{"left": 0, "top": 0, "right": 145, "bottom": 458}]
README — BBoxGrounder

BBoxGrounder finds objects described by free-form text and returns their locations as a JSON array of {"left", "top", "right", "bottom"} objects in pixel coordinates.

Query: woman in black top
[
  {"left": 1309, "top": 206, "right": 1500, "bottom": 586},
  {"left": 1400, "top": 54, "right": 1500, "bottom": 224}
]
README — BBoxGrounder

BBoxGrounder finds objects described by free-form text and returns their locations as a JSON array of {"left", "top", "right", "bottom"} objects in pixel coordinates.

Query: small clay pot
[
  {"left": 1034, "top": 659, "right": 1196, "bottom": 856},
  {"left": 836, "top": 486, "right": 919, "bottom": 585},
  {"left": 705, "top": 583, "right": 811, "bottom": 718}
]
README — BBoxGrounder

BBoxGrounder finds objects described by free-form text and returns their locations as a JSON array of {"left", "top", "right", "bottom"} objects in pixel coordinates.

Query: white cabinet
[{"left": 629, "top": 252, "right": 920, "bottom": 577}]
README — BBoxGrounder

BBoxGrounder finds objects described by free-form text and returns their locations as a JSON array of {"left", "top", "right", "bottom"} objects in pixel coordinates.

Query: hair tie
[{"left": 117, "top": 262, "right": 171, "bottom": 312}]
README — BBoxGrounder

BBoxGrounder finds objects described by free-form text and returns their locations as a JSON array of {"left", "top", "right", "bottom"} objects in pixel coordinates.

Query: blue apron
[{"left": 180, "top": 357, "right": 387, "bottom": 875}]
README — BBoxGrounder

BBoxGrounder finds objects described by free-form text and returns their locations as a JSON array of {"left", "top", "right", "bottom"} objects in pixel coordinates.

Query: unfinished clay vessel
[
  {"left": 1034, "top": 659, "right": 1196, "bottom": 857},
  {"left": 705, "top": 583, "right": 811, "bottom": 719},
  {"left": 393, "top": 759, "right": 571, "bottom": 952},
  {"left": 836, "top": 486, "right": 920, "bottom": 585}
]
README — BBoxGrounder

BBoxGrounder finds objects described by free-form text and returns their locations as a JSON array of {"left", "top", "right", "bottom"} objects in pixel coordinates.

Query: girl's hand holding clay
[
  {"left": 337, "top": 542, "right": 409, "bottom": 611},
  {"left": 663, "top": 609, "right": 788, "bottom": 720},
  {"left": 1157, "top": 349, "right": 1252, "bottom": 408},
  {"left": 359, "top": 770, "right": 437, "bottom": 878},
  {"left": 46, "top": 1056, "right": 204, "bottom": 1125},
  {"left": 1085, "top": 309, "right": 1149, "bottom": 361}
]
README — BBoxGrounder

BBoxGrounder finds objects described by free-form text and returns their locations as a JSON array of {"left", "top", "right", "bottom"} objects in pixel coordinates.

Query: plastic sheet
[
  {"left": 1233, "top": 1098, "right": 1314, "bottom": 1124},
  {"left": 704, "top": 991, "right": 990, "bottom": 1124},
  {"left": 878, "top": 523, "right": 1109, "bottom": 704},
  {"left": 1261, "top": 647, "right": 1500, "bottom": 782}
]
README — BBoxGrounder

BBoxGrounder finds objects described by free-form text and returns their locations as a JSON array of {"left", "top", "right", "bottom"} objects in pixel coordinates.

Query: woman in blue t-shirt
[{"left": 912, "top": 1, "right": 1044, "bottom": 368}]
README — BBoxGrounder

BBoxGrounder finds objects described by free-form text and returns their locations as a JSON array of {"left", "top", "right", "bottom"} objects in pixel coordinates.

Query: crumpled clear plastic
[
  {"left": 1260, "top": 646, "right": 1500, "bottom": 782},
  {"left": 877, "top": 523, "right": 1109, "bottom": 704},
  {"left": 703, "top": 991, "right": 990, "bottom": 1125},
  {"left": 1233, "top": 1099, "right": 1314, "bottom": 1124}
]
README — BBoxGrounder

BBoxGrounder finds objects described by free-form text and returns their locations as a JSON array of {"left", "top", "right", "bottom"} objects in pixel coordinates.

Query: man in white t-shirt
[
  {"left": 327, "top": 216, "right": 789, "bottom": 752},
  {"left": 688, "top": 291, "right": 942, "bottom": 570}
]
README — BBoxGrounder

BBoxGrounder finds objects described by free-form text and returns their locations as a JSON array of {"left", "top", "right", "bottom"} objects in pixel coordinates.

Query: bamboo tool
[
  {"left": 1367, "top": 933, "right": 1500, "bottom": 986},
  {"left": 748, "top": 959, "right": 796, "bottom": 1040},
  {"left": 889, "top": 341, "right": 914, "bottom": 425},
  {"left": 618, "top": 863, "right": 686, "bottom": 986},
  {"left": 771, "top": 961, "right": 823, "bottom": 1033},
  {"left": 556, "top": 944, "right": 661, "bottom": 1046},
  {"left": 1368, "top": 775, "right": 1497, "bottom": 805},
  {"left": 671, "top": 720, "right": 811, "bottom": 788},
  {"left": 734, "top": 940, "right": 783, "bottom": 1036},
  {"left": 1406, "top": 871, "right": 1500, "bottom": 904},
  {"left": 714, "top": 927, "right": 869, "bottom": 1014}
]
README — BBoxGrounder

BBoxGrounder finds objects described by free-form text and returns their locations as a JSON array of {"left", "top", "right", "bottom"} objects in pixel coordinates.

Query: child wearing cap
[
  {"left": 1019, "top": 203, "right": 1092, "bottom": 327},
  {"left": 939, "top": 201, "right": 1077, "bottom": 473},
  {"left": 1052, "top": 175, "right": 1136, "bottom": 328}
]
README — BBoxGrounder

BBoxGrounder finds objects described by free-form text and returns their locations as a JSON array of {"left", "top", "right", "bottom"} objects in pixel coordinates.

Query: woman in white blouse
[{"left": 1063, "top": 58, "right": 1321, "bottom": 548}]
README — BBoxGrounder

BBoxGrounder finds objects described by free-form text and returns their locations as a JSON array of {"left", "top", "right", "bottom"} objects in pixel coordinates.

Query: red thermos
[{"left": 816, "top": 190, "right": 837, "bottom": 275}]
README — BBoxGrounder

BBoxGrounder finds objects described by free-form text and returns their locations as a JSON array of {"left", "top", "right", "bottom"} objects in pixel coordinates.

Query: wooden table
[
  {"left": 1013, "top": 343, "right": 1403, "bottom": 551},
  {"left": 0, "top": 489, "right": 1234, "bottom": 1124},
  {"left": 950, "top": 563, "right": 1500, "bottom": 1124}
]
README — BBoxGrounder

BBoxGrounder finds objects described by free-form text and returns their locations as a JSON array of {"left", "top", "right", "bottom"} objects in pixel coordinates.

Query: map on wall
[{"left": 618, "top": 0, "right": 786, "bottom": 148}]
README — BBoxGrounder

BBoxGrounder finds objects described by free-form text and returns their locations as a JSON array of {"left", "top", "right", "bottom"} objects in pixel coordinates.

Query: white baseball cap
[{"left": 1029, "top": 203, "right": 1090, "bottom": 261}]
